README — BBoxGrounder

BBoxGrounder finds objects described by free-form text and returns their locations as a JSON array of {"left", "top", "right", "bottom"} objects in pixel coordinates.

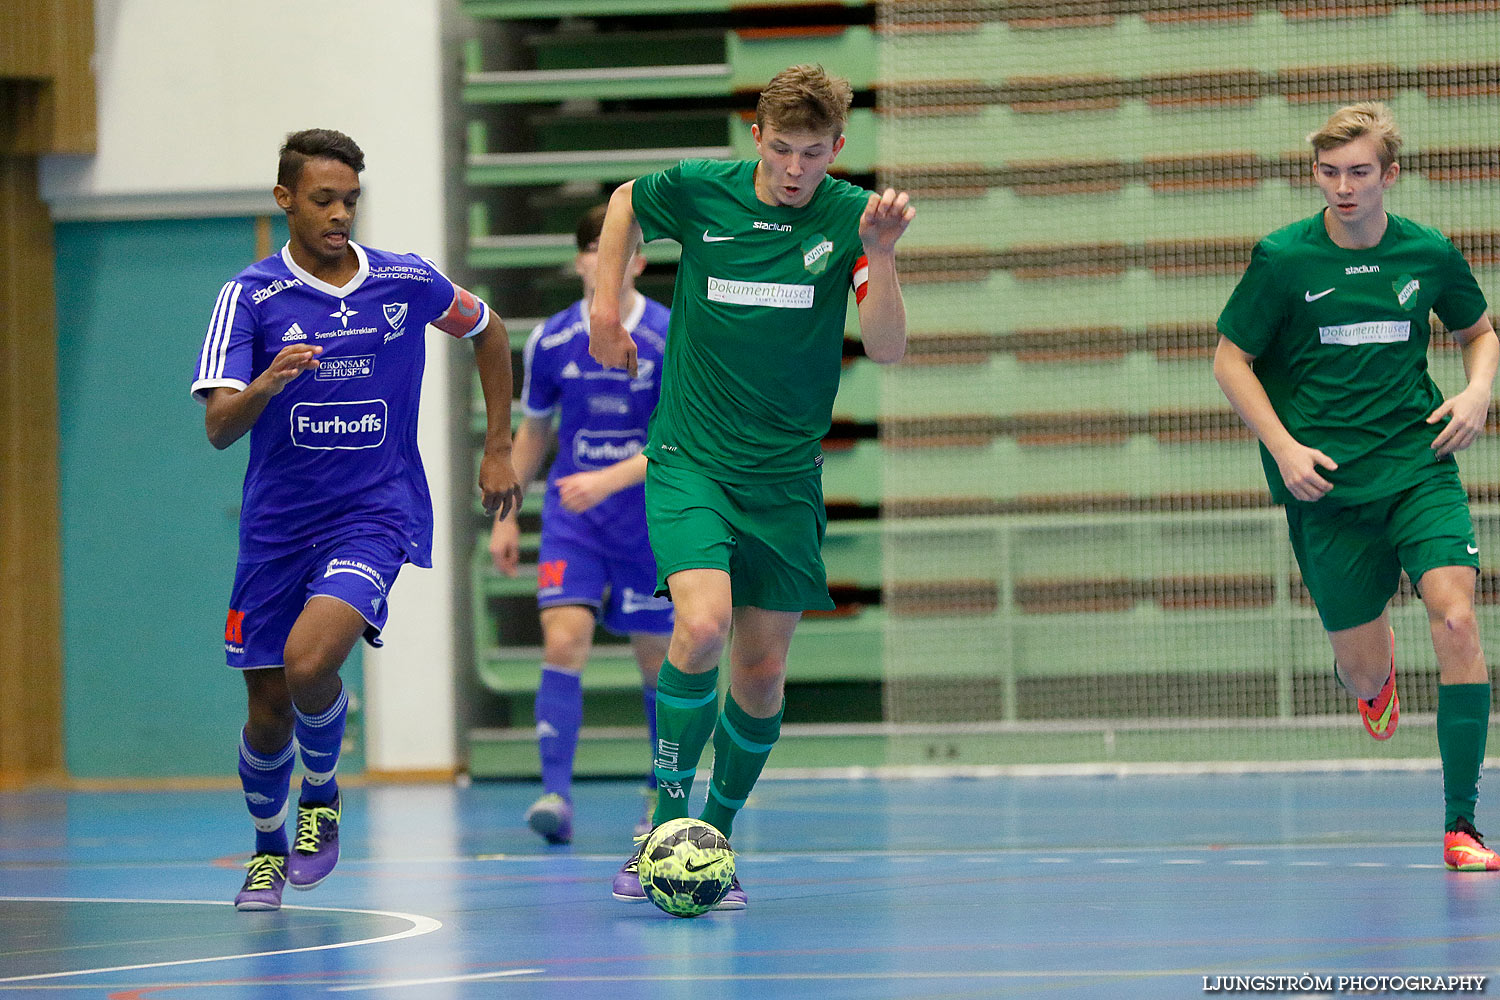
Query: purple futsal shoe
[
  {"left": 612, "top": 836, "right": 648, "bottom": 902},
  {"left": 713, "top": 873, "right": 747, "bottom": 910},
  {"left": 287, "top": 794, "right": 341, "bottom": 889},
  {"left": 235, "top": 853, "right": 287, "bottom": 911}
]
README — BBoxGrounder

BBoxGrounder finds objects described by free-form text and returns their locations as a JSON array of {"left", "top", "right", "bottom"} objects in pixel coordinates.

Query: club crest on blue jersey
[{"left": 383, "top": 302, "right": 408, "bottom": 330}]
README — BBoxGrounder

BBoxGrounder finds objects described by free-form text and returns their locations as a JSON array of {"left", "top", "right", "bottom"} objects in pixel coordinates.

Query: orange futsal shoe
[
  {"left": 1444, "top": 818, "right": 1500, "bottom": 872},
  {"left": 1357, "top": 631, "right": 1399, "bottom": 741}
]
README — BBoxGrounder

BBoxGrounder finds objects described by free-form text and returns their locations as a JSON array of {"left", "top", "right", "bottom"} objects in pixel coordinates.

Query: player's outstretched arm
[
  {"left": 203, "top": 344, "right": 323, "bottom": 449},
  {"left": 1429, "top": 315, "right": 1498, "bottom": 457},
  {"left": 555, "top": 452, "right": 649, "bottom": 513},
  {"left": 588, "top": 182, "right": 643, "bottom": 377},
  {"left": 856, "top": 188, "right": 915, "bottom": 364},
  {"left": 1213, "top": 335, "right": 1337, "bottom": 501},
  {"left": 489, "top": 416, "right": 556, "bottom": 575},
  {"left": 472, "top": 313, "right": 523, "bottom": 519}
]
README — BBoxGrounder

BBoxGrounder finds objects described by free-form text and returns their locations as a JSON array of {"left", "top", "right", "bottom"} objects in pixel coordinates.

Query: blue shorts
[
  {"left": 536, "top": 529, "right": 673, "bottom": 636},
  {"left": 224, "top": 533, "right": 408, "bottom": 669}
]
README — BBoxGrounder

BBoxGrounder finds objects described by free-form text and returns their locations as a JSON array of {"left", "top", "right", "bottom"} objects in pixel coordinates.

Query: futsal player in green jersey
[
  {"left": 1215, "top": 103, "right": 1499, "bottom": 871},
  {"left": 589, "top": 64, "right": 915, "bottom": 907}
]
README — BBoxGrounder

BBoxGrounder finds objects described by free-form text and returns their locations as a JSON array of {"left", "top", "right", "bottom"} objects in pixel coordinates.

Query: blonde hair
[
  {"left": 1307, "top": 102, "right": 1403, "bottom": 168},
  {"left": 755, "top": 64, "right": 853, "bottom": 139}
]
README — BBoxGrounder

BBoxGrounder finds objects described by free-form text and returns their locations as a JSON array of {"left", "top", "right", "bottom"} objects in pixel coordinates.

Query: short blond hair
[
  {"left": 755, "top": 64, "right": 853, "bottom": 139},
  {"left": 1307, "top": 102, "right": 1403, "bottom": 168}
]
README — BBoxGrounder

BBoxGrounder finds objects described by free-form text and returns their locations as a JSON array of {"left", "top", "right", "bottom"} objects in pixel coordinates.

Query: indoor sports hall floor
[{"left": 1, "top": 771, "right": 1497, "bottom": 998}]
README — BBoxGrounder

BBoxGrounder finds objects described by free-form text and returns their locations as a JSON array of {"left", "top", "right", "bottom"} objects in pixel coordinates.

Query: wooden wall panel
[
  {"left": 48, "top": 0, "right": 97, "bottom": 153},
  {"left": 0, "top": 0, "right": 93, "bottom": 783},
  {"left": 0, "top": 155, "right": 64, "bottom": 787},
  {"left": 0, "top": 0, "right": 96, "bottom": 154}
]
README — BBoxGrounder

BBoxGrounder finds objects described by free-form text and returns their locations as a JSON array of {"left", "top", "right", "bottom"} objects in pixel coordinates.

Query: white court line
[
  {"left": 0, "top": 897, "right": 441, "bottom": 983},
  {"left": 329, "top": 968, "right": 544, "bottom": 991}
]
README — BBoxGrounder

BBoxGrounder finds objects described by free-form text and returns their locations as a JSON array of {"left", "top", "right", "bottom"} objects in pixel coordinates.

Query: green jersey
[
  {"left": 632, "top": 158, "right": 871, "bottom": 482},
  {"left": 1218, "top": 211, "right": 1489, "bottom": 506}
]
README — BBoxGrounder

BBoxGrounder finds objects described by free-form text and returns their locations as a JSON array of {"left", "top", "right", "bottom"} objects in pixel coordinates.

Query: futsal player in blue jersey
[
  {"left": 489, "top": 205, "right": 673, "bottom": 844},
  {"left": 192, "top": 129, "right": 521, "bottom": 911}
]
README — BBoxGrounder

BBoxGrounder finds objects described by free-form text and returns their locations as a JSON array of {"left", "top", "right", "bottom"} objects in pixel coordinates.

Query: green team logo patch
[
  {"left": 1393, "top": 274, "right": 1420, "bottom": 310},
  {"left": 802, "top": 233, "right": 834, "bottom": 275}
]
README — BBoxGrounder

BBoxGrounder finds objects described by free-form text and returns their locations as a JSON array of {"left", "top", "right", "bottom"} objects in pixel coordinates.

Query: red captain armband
[
  {"left": 433, "top": 285, "right": 490, "bottom": 338},
  {"left": 852, "top": 255, "right": 869, "bottom": 304}
]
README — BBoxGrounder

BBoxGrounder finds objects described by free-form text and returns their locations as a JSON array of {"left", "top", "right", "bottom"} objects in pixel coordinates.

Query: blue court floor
[{"left": 1, "top": 772, "right": 1497, "bottom": 999}]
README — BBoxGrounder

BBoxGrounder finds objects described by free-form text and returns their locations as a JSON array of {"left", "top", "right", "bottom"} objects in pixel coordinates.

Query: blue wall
[{"left": 55, "top": 217, "right": 361, "bottom": 777}]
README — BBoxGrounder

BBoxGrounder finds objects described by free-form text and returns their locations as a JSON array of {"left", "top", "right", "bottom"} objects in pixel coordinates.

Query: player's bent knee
[
  {"left": 245, "top": 700, "right": 294, "bottom": 736},
  {"left": 282, "top": 648, "right": 344, "bottom": 693},
  {"left": 733, "top": 670, "right": 786, "bottom": 711},
  {"left": 1426, "top": 596, "right": 1477, "bottom": 631},
  {"left": 244, "top": 671, "right": 292, "bottom": 719},
  {"left": 1439, "top": 608, "right": 1479, "bottom": 640},
  {"left": 243, "top": 685, "right": 294, "bottom": 746},
  {"left": 673, "top": 613, "right": 730, "bottom": 660},
  {"left": 541, "top": 639, "right": 590, "bottom": 671},
  {"left": 736, "top": 653, "right": 788, "bottom": 682}
]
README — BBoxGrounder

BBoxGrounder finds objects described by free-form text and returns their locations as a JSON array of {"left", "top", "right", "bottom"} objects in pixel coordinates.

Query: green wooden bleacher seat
[
  {"left": 461, "top": 27, "right": 875, "bottom": 104},
  {"left": 893, "top": 175, "right": 1500, "bottom": 252},
  {"left": 882, "top": 7, "right": 1497, "bottom": 84},
  {"left": 466, "top": 110, "right": 877, "bottom": 188},
  {"left": 896, "top": 263, "right": 1500, "bottom": 335},
  {"left": 465, "top": 0, "right": 866, "bottom": 19},
  {"left": 876, "top": 92, "right": 1500, "bottom": 169}
]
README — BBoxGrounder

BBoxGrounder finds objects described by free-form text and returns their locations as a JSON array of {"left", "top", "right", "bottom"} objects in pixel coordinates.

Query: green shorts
[
  {"left": 644, "top": 461, "right": 833, "bottom": 612},
  {"left": 1285, "top": 469, "right": 1479, "bottom": 633}
]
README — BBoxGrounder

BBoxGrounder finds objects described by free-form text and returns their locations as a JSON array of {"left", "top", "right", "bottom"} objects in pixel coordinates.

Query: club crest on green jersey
[
  {"left": 802, "top": 233, "right": 834, "bottom": 274},
  {"left": 1393, "top": 274, "right": 1420, "bottom": 310}
]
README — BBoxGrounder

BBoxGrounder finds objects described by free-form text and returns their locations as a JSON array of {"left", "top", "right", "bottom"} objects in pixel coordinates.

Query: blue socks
[
  {"left": 294, "top": 685, "right": 348, "bottom": 806},
  {"left": 238, "top": 732, "right": 295, "bottom": 855},
  {"left": 537, "top": 666, "right": 583, "bottom": 800}
]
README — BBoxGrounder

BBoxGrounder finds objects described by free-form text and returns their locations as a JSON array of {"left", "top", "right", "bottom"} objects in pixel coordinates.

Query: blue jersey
[
  {"left": 521, "top": 295, "right": 669, "bottom": 546},
  {"left": 192, "top": 242, "right": 489, "bottom": 566}
]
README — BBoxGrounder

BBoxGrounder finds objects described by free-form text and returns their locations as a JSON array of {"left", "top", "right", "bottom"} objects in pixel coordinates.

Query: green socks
[
  {"left": 1438, "top": 683, "right": 1491, "bottom": 831},
  {"left": 646, "top": 661, "right": 785, "bottom": 839},
  {"left": 650, "top": 660, "right": 720, "bottom": 828},
  {"left": 700, "top": 693, "right": 783, "bottom": 840}
]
